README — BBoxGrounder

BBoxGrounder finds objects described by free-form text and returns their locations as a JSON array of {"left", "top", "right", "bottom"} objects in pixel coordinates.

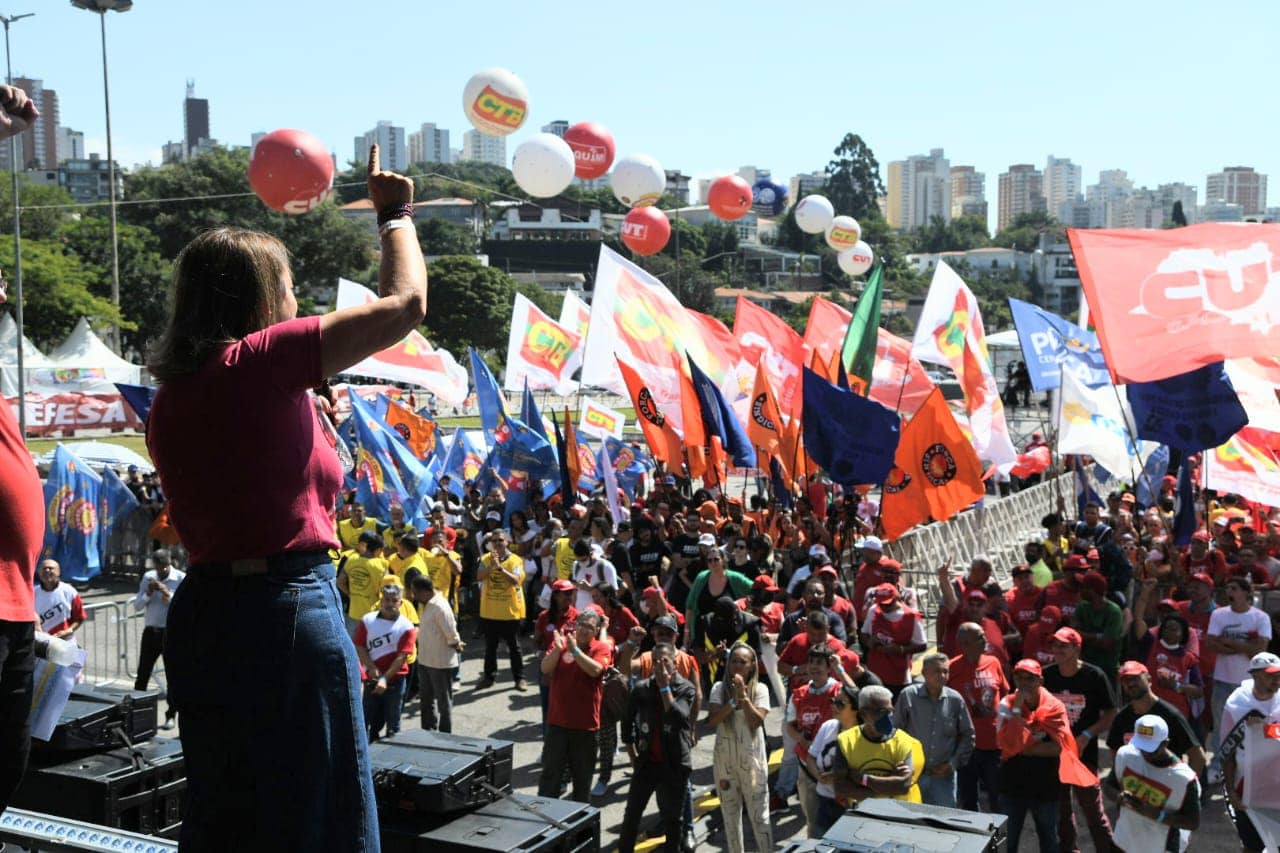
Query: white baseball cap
[
  {"left": 1129, "top": 714, "right": 1168, "bottom": 753},
  {"left": 861, "top": 537, "right": 883, "bottom": 552},
  {"left": 808, "top": 544, "right": 828, "bottom": 558},
  {"left": 1249, "top": 651, "right": 1280, "bottom": 674}
]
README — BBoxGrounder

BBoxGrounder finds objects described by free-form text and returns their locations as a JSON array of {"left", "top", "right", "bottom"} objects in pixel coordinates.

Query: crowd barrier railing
[{"left": 75, "top": 599, "right": 166, "bottom": 690}]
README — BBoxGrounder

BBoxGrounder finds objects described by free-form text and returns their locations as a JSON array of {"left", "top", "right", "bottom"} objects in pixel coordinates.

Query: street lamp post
[
  {"left": 2, "top": 11, "right": 34, "bottom": 440},
  {"left": 71, "top": 0, "right": 131, "bottom": 354}
]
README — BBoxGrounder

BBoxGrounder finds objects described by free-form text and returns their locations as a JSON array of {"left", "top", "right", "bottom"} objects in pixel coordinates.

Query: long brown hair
[{"left": 147, "top": 227, "right": 291, "bottom": 381}]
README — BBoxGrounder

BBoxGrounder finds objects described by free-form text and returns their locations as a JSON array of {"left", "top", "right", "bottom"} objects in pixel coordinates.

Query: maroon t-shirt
[
  {"left": 147, "top": 316, "right": 341, "bottom": 563},
  {"left": 0, "top": 400, "right": 43, "bottom": 621},
  {"left": 547, "top": 637, "right": 611, "bottom": 731}
]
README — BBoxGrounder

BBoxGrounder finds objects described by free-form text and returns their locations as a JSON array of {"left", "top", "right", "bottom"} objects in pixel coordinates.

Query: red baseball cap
[
  {"left": 1157, "top": 598, "right": 1179, "bottom": 611},
  {"left": 1118, "top": 661, "right": 1150, "bottom": 678},
  {"left": 1191, "top": 531, "right": 1211, "bottom": 543},
  {"left": 1052, "top": 627, "right": 1083, "bottom": 646},
  {"left": 550, "top": 579, "right": 576, "bottom": 594},
  {"left": 752, "top": 574, "right": 778, "bottom": 592},
  {"left": 965, "top": 589, "right": 988, "bottom": 603},
  {"left": 1190, "top": 573, "right": 1214, "bottom": 587},
  {"left": 1086, "top": 548, "right": 1101, "bottom": 561},
  {"left": 1063, "top": 555, "right": 1090, "bottom": 571},
  {"left": 1039, "top": 605, "right": 1062, "bottom": 626},
  {"left": 873, "top": 583, "right": 899, "bottom": 603},
  {"left": 1014, "top": 659, "right": 1043, "bottom": 677}
]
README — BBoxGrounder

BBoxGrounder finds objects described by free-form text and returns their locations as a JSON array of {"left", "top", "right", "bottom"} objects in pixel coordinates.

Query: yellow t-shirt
[
  {"left": 423, "top": 548, "right": 462, "bottom": 614},
  {"left": 341, "top": 554, "right": 387, "bottom": 620},
  {"left": 337, "top": 516, "right": 380, "bottom": 550},
  {"left": 480, "top": 552, "right": 526, "bottom": 621},
  {"left": 554, "top": 537, "right": 576, "bottom": 581},
  {"left": 835, "top": 726, "right": 924, "bottom": 803},
  {"left": 382, "top": 523, "right": 419, "bottom": 553}
]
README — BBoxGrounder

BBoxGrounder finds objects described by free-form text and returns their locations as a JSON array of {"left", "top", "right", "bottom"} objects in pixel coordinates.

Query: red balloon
[
  {"left": 248, "top": 128, "right": 335, "bottom": 215},
  {"left": 707, "top": 175, "right": 753, "bottom": 221},
  {"left": 621, "top": 206, "right": 671, "bottom": 256},
  {"left": 562, "top": 121, "right": 615, "bottom": 180}
]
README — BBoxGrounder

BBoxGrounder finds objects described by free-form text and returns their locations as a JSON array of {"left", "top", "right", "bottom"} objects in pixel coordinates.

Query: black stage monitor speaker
[
  {"left": 416, "top": 793, "right": 599, "bottom": 853},
  {"left": 32, "top": 683, "right": 160, "bottom": 755},
  {"left": 821, "top": 813, "right": 998, "bottom": 853},
  {"left": 850, "top": 799, "right": 1007, "bottom": 851},
  {"left": 368, "top": 730, "right": 514, "bottom": 819}
]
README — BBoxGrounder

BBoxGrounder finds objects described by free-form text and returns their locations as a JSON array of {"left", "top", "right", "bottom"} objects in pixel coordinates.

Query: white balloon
[
  {"left": 825, "top": 215, "right": 862, "bottom": 251},
  {"left": 838, "top": 241, "right": 875, "bottom": 277},
  {"left": 610, "top": 154, "right": 666, "bottom": 208},
  {"left": 794, "top": 194, "right": 834, "bottom": 234},
  {"left": 462, "top": 67, "right": 529, "bottom": 136},
  {"left": 512, "top": 133, "right": 576, "bottom": 198}
]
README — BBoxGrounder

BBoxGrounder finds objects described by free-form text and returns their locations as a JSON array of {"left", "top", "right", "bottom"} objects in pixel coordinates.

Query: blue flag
[
  {"left": 348, "top": 394, "right": 434, "bottom": 527},
  {"left": 1172, "top": 459, "right": 1197, "bottom": 547},
  {"left": 441, "top": 428, "right": 485, "bottom": 496},
  {"left": 521, "top": 380, "right": 550, "bottom": 444},
  {"left": 42, "top": 445, "right": 104, "bottom": 582},
  {"left": 1126, "top": 362, "right": 1249, "bottom": 453},
  {"left": 98, "top": 465, "right": 139, "bottom": 566},
  {"left": 769, "top": 457, "right": 793, "bottom": 508},
  {"left": 550, "top": 410, "right": 577, "bottom": 508},
  {"left": 492, "top": 410, "right": 559, "bottom": 522},
  {"left": 1008, "top": 298, "right": 1109, "bottom": 392},
  {"left": 801, "top": 367, "right": 900, "bottom": 487},
  {"left": 687, "top": 354, "right": 757, "bottom": 468},
  {"left": 1134, "top": 445, "right": 1171, "bottom": 509},
  {"left": 114, "top": 383, "right": 156, "bottom": 427},
  {"left": 469, "top": 348, "right": 506, "bottom": 441},
  {"left": 604, "top": 436, "right": 647, "bottom": 500}
]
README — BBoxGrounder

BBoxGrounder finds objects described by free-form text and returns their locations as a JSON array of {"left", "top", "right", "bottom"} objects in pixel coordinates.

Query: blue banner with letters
[{"left": 1008, "top": 298, "right": 1109, "bottom": 392}]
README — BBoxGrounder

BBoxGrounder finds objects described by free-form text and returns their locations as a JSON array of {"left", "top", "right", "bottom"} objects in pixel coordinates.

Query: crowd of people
[{"left": 320, "top": 468, "right": 1280, "bottom": 853}]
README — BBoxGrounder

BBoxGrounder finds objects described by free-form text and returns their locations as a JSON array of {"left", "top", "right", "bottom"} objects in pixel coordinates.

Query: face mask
[
  {"left": 874, "top": 711, "right": 896, "bottom": 738},
  {"left": 1160, "top": 638, "right": 1180, "bottom": 651}
]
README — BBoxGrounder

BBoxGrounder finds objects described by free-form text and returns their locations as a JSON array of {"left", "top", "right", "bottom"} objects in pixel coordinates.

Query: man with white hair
[{"left": 830, "top": 684, "right": 924, "bottom": 804}]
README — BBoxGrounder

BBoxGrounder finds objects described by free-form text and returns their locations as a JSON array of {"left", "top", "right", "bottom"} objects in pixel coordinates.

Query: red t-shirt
[
  {"left": 865, "top": 606, "right": 920, "bottom": 686},
  {"left": 423, "top": 524, "right": 458, "bottom": 551},
  {"left": 1042, "top": 581, "right": 1081, "bottom": 623},
  {"left": 605, "top": 604, "right": 640, "bottom": 647},
  {"left": 737, "top": 599, "right": 785, "bottom": 634},
  {"left": 534, "top": 606, "right": 579, "bottom": 652},
  {"left": 1184, "top": 549, "right": 1226, "bottom": 581},
  {"left": 354, "top": 612, "right": 416, "bottom": 679},
  {"left": 1022, "top": 623, "right": 1058, "bottom": 667},
  {"left": 1005, "top": 587, "right": 1044, "bottom": 639},
  {"left": 947, "top": 653, "right": 1008, "bottom": 751},
  {"left": 148, "top": 316, "right": 341, "bottom": 563},
  {"left": 1174, "top": 600, "right": 1216, "bottom": 676},
  {"left": 548, "top": 637, "right": 612, "bottom": 731},
  {"left": 791, "top": 679, "right": 839, "bottom": 754},
  {"left": 941, "top": 616, "right": 1009, "bottom": 669},
  {"left": 778, "top": 633, "right": 859, "bottom": 689},
  {"left": 851, "top": 563, "right": 882, "bottom": 622},
  {"left": 1144, "top": 643, "right": 1200, "bottom": 721},
  {"left": 0, "top": 400, "right": 42, "bottom": 621}
]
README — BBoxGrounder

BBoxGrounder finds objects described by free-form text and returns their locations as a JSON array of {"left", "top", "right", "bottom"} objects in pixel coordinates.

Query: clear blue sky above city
[{"left": 16, "top": 0, "right": 1278, "bottom": 223}]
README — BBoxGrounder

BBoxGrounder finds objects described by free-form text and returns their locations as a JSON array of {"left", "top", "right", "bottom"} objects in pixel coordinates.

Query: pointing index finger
[{"left": 368, "top": 142, "right": 380, "bottom": 176}]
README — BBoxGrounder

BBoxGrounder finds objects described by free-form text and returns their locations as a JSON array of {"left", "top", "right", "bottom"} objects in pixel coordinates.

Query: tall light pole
[
  {"left": 2, "top": 11, "right": 34, "bottom": 440},
  {"left": 71, "top": 0, "right": 130, "bottom": 354}
]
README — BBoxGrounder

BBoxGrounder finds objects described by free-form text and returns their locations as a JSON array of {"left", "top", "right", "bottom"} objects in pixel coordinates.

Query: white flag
[
  {"left": 598, "top": 441, "right": 627, "bottom": 526},
  {"left": 578, "top": 395, "right": 625, "bottom": 441},
  {"left": 1057, "top": 371, "right": 1157, "bottom": 478},
  {"left": 502, "top": 293, "right": 581, "bottom": 396},
  {"left": 558, "top": 291, "right": 591, "bottom": 394}
]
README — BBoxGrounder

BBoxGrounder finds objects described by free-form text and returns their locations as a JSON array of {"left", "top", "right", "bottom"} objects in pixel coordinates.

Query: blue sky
[{"left": 17, "top": 1, "right": 1278, "bottom": 220}]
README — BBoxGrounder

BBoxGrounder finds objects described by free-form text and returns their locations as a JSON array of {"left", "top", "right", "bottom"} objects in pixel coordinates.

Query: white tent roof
[
  {"left": 0, "top": 312, "right": 53, "bottom": 367},
  {"left": 48, "top": 317, "right": 142, "bottom": 384},
  {"left": 986, "top": 329, "right": 1022, "bottom": 349}
]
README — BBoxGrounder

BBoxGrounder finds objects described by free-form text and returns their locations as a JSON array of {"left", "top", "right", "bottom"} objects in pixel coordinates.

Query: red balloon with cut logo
[
  {"left": 707, "top": 175, "right": 753, "bottom": 221},
  {"left": 248, "top": 128, "right": 334, "bottom": 215},
  {"left": 562, "top": 121, "right": 615, "bottom": 180},
  {"left": 621, "top": 207, "right": 670, "bottom": 256}
]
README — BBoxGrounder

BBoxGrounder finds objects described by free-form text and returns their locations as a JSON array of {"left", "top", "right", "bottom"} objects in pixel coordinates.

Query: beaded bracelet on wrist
[{"left": 376, "top": 202, "right": 415, "bottom": 226}]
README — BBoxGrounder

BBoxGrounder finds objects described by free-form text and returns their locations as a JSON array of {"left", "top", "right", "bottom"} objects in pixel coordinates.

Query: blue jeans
[
  {"left": 1207, "top": 678, "right": 1236, "bottom": 778},
  {"left": 918, "top": 770, "right": 958, "bottom": 808},
  {"left": 1003, "top": 796, "right": 1059, "bottom": 853},
  {"left": 165, "top": 554, "right": 379, "bottom": 852},
  {"left": 365, "top": 675, "right": 408, "bottom": 740}
]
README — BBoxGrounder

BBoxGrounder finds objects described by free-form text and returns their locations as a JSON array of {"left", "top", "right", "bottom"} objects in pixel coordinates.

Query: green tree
[
  {"left": 58, "top": 216, "right": 172, "bottom": 356},
  {"left": 513, "top": 280, "right": 561, "bottom": 319},
  {"left": 417, "top": 217, "right": 478, "bottom": 256},
  {"left": 0, "top": 177, "right": 75, "bottom": 240},
  {"left": 635, "top": 254, "right": 722, "bottom": 313},
  {"left": 0, "top": 238, "right": 124, "bottom": 348},
  {"left": 908, "top": 214, "right": 991, "bottom": 253},
  {"left": 699, "top": 222, "right": 740, "bottom": 269},
  {"left": 661, "top": 217, "right": 707, "bottom": 260},
  {"left": 992, "top": 210, "right": 1064, "bottom": 251},
  {"left": 824, "top": 134, "right": 884, "bottom": 222},
  {"left": 423, "top": 256, "right": 518, "bottom": 353}
]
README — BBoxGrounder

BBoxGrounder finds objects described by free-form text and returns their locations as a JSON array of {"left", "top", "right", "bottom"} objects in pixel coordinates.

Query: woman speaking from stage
[{"left": 146, "top": 144, "right": 426, "bottom": 851}]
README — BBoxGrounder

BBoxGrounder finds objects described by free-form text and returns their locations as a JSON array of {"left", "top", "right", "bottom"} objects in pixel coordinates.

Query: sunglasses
[
  {"left": 831, "top": 699, "right": 848, "bottom": 711},
  {"left": 707, "top": 557, "right": 724, "bottom": 564}
]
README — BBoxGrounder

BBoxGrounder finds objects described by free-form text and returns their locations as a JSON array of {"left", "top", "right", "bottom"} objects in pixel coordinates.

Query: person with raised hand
[{"left": 146, "top": 142, "right": 426, "bottom": 850}]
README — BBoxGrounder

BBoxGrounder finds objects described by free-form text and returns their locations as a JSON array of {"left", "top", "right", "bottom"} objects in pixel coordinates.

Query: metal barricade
[
  {"left": 76, "top": 600, "right": 127, "bottom": 685},
  {"left": 119, "top": 606, "right": 166, "bottom": 692}
]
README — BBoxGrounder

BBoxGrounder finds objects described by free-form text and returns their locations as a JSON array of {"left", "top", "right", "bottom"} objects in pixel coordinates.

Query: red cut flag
[
  {"left": 734, "top": 296, "right": 807, "bottom": 419},
  {"left": 1068, "top": 223, "right": 1280, "bottom": 383},
  {"left": 617, "top": 357, "right": 684, "bottom": 470},
  {"left": 869, "top": 329, "right": 936, "bottom": 419},
  {"left": 804, "top": 295, "right": 852, "bottom": 374}
]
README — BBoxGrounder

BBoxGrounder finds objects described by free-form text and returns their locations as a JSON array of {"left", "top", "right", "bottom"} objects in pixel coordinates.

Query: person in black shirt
[
  {"left": 629, "top": 523, "right": 672, "bottom": 593},
  {"left": 775, "top": 578, "right": 848, "bottom": 652},
  {"left": 1106, "top": 661, "right": 1205, "bottom": 776},
  {"left": 692, "top": 596, "right": 763, "bottom": 692},
  {"left": 1074, "top": 503, "right": 1113, "bottom": 548},
  {"left": 1043, "top": 627, "right": 1116, "bottom": 853}
]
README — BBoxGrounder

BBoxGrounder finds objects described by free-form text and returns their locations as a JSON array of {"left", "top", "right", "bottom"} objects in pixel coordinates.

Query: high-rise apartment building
[
  {"left": 184, "top": 81, "right": 210, "bottom": 160},
  {"left": 460, "top": 130, "right": 505, "bottom": 167},
  {"left": 789, "top": 171, "right": 826, "bottom": 203},
  {"left": 1043, "top": 156, "right": 1082, "bottom": 222},
  {"left": 3, "top": 77, "right": 59, "bottom": 169},
  {"left": 541, "top": 120, "right": 569, "bottom": 138},
  {"left": 949, "top": 165, "right": 987, "bottom": 220},
  {"left": 997, "top": 164, "right": 1046, "bottom": 231},
  {"left": 408, "top": 123, "right": 451, "bottom": 164},
  {"left": 1205, "top": 167, "right": 1267, "bottom": 216},
  {"left": 354, "top": 121, "right": 408, "bottom": 172},
  {"left": 885, "top": 148, "right": 951, "bottom": 230},
  {"left": 56, "top": 127, "right": 84, "bottom": 164}
]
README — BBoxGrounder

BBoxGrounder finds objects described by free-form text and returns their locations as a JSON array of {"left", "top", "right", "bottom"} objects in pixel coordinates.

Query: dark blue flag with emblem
[{"left": 801, "top": 367, "right": 900, "bottom": 487}]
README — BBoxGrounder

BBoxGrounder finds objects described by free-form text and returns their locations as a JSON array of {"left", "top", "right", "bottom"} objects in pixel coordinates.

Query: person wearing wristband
[
  {"left": 354, "top": 585, "right": 417, "bottom": 741},
  {"left": 618, "top": 643, "right": 697, "bottom": 853},
  {"left": 706, "top": 643, "right": 771, "bottom": 853},
  {"left": 538, "top": 608, "right": 610, "bottom": 803},
  {"left": 1110, "top": 714, "right": 1200, "bottom": 852},
  {"left": 147, "top": 142, "right": 425, "bottom": 850}
]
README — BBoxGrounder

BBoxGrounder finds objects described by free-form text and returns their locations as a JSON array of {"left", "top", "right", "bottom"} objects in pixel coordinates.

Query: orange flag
[
  {"left": 616, "top": 357, "right": 685, "bottom": 471},
  {"left": 563, "top": 408, "right": 583, "bottom": 491},
  {"left": 385, "top": 398, "right": 437, "bottom": 459},
  {"left": 678, "top": 370, "right": 708, "bottom": 479},
  {"left": 148, "top": 503, "right": 182, "bottom": 546},
  {"left": 809, "top": 348, "right": 836, "bottom": 384},
  {"left": 746, "top": 368, "right": 785, "bottom": 461}
]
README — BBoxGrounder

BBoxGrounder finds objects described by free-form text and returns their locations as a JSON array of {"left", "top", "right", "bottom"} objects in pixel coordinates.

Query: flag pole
[
  {"left": 1051, "top": 363, "right": 1064, "bottom": 512},
  {"left": 872, "top": 357, "right": 917, "bottom": 541},
  {"left": 1108, "top": 382, "right": 1158, "bottom": 504}
]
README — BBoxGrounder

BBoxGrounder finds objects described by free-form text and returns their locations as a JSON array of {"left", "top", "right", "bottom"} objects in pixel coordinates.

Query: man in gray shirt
[{"left": 894, "top": 652, "right": 975, "bottom": 807}]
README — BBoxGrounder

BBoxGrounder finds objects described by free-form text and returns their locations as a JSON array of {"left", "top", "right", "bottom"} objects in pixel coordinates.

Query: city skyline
[{"left": 11, "top": 2, "right": 1279, "bottom": 232}]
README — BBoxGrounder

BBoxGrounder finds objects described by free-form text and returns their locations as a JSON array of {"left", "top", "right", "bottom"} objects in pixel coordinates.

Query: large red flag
[
  {"left": 1068, "top": 223, "right": 1280, "bottom": 383},
  {"left": 734, "top": 296, "right": 807, "bottom": 419},
  {"left": 869, "top": 329, "right": 937, "bottom": 419},
  {"left": 617, "top": 357, "right": 684, "bottom": 471},
  {"left": 804, "top": 295, "right": 851, "bottom": 373}
]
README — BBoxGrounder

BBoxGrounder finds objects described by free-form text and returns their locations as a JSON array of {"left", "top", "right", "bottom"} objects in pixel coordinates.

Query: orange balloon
[
  {"left": 707, "top": 175, "right": 752, "bottom": 221},
  {"left": 621, "top": 207, "right": 671, "bottom": 256},
  {"left": 248, "top": 128, "right": 334, "bottom": 215}
]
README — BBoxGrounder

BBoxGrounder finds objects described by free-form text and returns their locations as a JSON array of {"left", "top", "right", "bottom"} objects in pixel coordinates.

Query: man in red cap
[
  {"left": 814, "top": 564, "right": 857, "bottom": 638},
  {"left": 1023, "top": 605, "right": 1063, "bottom": 667},
  {"left": 1044, "top": 554, "right": 1087, "bottom": 623},
  {"left": 860, "top": 582, "right": 926, "bottom": 700},
  {"left": 948, "top": 622, "right": 1009, "bottom": 812},
  {"left": 1004, "top": 564, "right": 1045, "bottom": 654},
  {"left": 858, "top": 559, "right": 918, "bottom": 618},
  {"left": 934, "top": 556, "right": 993, "bottom": 653},
  {"left": 937, "top": 567, "right": 1011, "bottom": 669},
  {"left": 737, "top": 574, "right": 785, "bottom": 638},
  {"left": 850, "top": 538, "right": 885, "bottom": 625},
  {"left": 1071, "top": 570, "right": 1123, "bottom": 681},
  {"left": 1183, "top": 530, "right": 1227, "bottom": 583},
  {"left": 1042, "top": 627, "right": 1117, "bottom": 852},
  {"left": 1174, "top": 571, "right": 1218, "bottom": 683},
  {"left": 1107, "top": 661, "right": 1205, "bottom": 776}
]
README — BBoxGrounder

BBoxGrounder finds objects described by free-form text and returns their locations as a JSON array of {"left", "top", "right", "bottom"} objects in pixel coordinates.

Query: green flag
[{"left": 839, "top": 264, "right": 883, "bottom": 395}]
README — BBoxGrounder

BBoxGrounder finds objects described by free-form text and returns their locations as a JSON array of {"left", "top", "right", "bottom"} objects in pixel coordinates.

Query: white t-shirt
[
  {"left": 34, "top": 582, "right": 81, "bottom": 634},
  {"left": 1219, "top": 679, "right": 1280, "bottom": 806},
  {"left": 1112, "top": 745, "right": 1198, "bottom": 853},
  {"left": 1208, "top": 606, "right": 1272, "bottom": 685},
  {"left": 809, "top": 717, "right": 845, "bottom": 799},
  {"left": 571, "top": 558, "right": 618, "bottom": 612}
]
